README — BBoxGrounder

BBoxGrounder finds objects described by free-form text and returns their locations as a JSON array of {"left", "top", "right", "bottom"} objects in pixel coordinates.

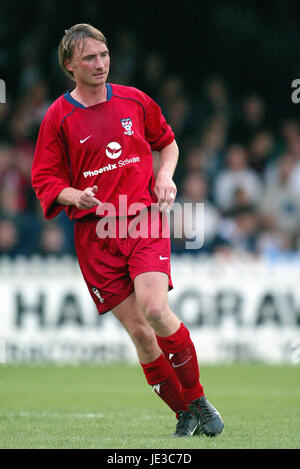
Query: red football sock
[
  {"left": 140, "top": 353, "right": 187, "bottom": 414},
  {"left": 156, "top": 323, "right": 205, "bottom": 405}
]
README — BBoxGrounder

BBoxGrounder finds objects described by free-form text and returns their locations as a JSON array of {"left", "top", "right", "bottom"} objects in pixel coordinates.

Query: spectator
[
  {"left": 159, "top": 75, "right": 194, "bottom": 142},
  {"left": 247, "top": 129, "right": 276, "bottom": 174},
  {"left": 0, "top": 219, "right": 20, "bottom": 256},
  {"left": 38, "top": 222, "right": 69, "bottom": 257},
  {"left": 182, "top": 143, "right": 219, "bottom": 184},
  {"left": 0, "top": 145, "right": 32, "bottom": 213},
  {"left": 260, "top": 153, "right": 300, "bottom": 236},
  {"left": 257, "top": 230, "right": 297, "bottom": 259},
  {"left": 229, "top": 94, "right": 267, "bottom": 145},
  {"left": 215, "top": 205, "right": 259, "bottom": 254},
  {"left": 200, "top": 76, "right": 231, "bottom": 123},
  {"left": 281, "top": 118, "right": 300, "bottom": 153},
  {"left": 109, "top": 29, "right": 138, "bottom": 85},
  {"left": 171, "top": 171, "right": 219, "bottom": 253},
  {"left": 138, "top": 51, "right": 165, "bottom": 99},
  {"left": 214, "top": 144, "right": 262, "bottom": 211},
  {"left": 198, "top": 117, "right": 227, "bottom": 176}
]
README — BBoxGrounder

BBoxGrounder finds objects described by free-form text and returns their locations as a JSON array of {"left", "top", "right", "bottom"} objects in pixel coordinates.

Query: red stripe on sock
[{"left": 156, "top": 323, "right": 205, "bottom": 404}]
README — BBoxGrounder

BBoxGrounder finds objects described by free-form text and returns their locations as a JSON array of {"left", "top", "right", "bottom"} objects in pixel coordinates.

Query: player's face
[{"left": 66, "top": 38, "right": 110, "bottom": 87}]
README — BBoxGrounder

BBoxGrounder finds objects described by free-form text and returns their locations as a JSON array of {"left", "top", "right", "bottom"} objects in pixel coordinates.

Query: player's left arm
[
  {"left": 154, "top": 139, "right": 178, "bottom": 212},
  {"left": 140, "top": 89, "right": 178, "bottom": 212}
]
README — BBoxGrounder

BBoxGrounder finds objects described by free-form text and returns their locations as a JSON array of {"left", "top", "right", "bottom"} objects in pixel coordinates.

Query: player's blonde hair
[{"left": 58, "top": 23, "right": 108, "bottom": 81}]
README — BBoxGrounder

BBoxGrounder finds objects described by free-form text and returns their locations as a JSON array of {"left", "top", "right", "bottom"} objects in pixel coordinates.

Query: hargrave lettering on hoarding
[
  {"left": 12, "top": 289, "right": 300, "bottom": 329},
  {"left": 1, "top": 260, "right": 300, "bottom": 363}
]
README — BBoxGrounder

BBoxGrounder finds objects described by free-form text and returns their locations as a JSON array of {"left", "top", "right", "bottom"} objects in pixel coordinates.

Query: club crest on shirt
[{"left": 121, "top": 118, "right": 134, "bottom": 136}]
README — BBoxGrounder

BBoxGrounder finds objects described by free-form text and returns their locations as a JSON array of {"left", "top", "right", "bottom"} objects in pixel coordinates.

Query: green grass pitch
[{"left": 0, "top": 363, "right": 299, "bottom": 449}]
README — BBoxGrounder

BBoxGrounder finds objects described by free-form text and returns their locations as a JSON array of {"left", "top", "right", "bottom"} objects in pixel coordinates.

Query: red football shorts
[{"left": 74, "top": 207, "right": 173, "bottom": 314}]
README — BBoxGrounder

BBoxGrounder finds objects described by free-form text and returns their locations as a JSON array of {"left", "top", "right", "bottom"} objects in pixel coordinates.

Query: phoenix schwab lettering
[
  {"left": 83, "top": 157, "right": 140, "bottom": 177},
  {"left": 84, "top": 163, "right": 117, "bottom": 178}
]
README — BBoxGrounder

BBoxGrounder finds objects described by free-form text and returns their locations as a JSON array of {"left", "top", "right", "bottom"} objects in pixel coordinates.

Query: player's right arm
[
  {"left": 32, "top": 106, "right": 72, "bottom": 219},
  {"left": 32, "top": 105, "right": 101, "bottom": 217}
]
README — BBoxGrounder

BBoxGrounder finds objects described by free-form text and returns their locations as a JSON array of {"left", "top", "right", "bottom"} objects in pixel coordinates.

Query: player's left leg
[
  {"left": 134, "top": 271, "right": 224, "bottom": 437},
  {"left": 134, "top": 271, "right": 204, "bottom": 401}
]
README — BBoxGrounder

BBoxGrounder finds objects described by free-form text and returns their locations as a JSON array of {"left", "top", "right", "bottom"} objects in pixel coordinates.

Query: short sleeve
[
  {"left": 143, "top": 95, "right": 175, "bottom": 152},
  {"left": 31, "top": 108, "right": 71, "bottom": 219}
]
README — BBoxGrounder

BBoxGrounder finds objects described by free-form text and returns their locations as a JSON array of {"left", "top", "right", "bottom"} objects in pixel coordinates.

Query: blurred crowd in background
[{"left": 1, "top": 1, "right": 300, "bottom": 260}]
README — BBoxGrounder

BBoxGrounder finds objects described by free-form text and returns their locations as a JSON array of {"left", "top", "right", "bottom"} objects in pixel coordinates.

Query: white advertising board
[{"left": 0, "top": 255, "right": 299, "bottom": 364}]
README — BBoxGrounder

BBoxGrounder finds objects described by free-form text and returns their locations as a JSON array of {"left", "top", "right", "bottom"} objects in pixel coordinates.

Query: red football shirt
[{"left": 31, "top": 83, "right": 175, "bottom": 219}]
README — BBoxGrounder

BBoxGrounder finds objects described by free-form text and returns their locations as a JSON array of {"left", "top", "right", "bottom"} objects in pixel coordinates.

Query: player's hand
[
  {"left": 75, "top": 185, "right": 102, "bottom": 210},
  {"left": 154, "top": 172, "right": 177, "bottom": 212}
]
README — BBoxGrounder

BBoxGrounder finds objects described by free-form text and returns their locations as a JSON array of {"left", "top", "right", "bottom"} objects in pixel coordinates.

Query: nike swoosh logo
[
  {"left": 159, "top": 256, "right": 168, "bottom": 260},
  {"left": 191, "top": 424, "right": 198, "bottom": 435},
  {"left": 80, "top": 135, "right": 92, "bottom": 144},
  {"left": 172, "top": 356, "right": 192, "bottom": 368}
]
